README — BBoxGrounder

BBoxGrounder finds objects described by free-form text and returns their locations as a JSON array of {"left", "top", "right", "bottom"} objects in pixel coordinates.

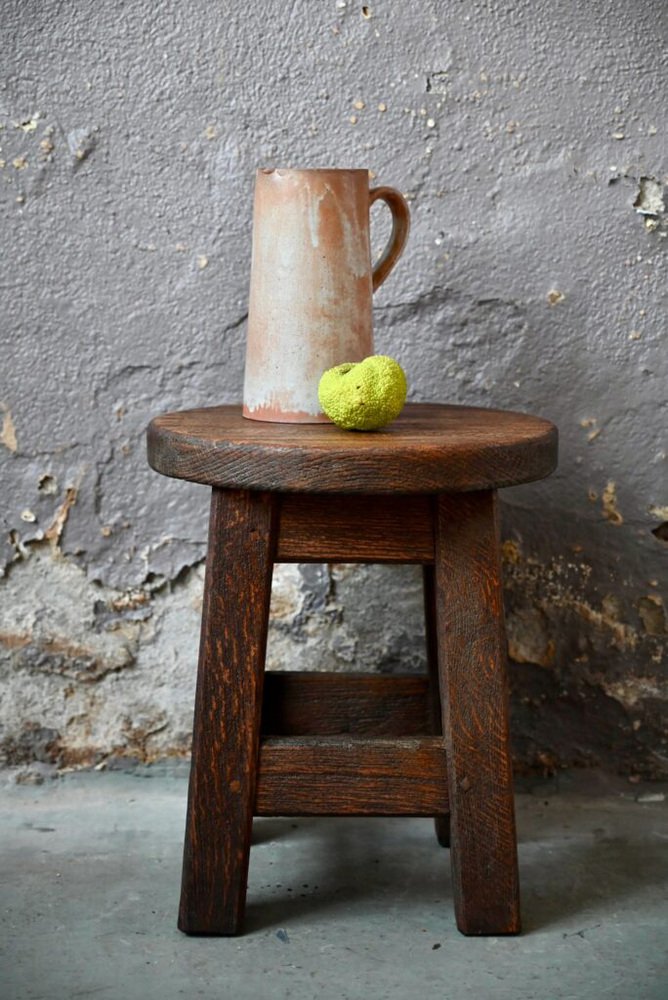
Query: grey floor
[{"left": 1, "top": 767, "right": 666, "bottom": 1000}]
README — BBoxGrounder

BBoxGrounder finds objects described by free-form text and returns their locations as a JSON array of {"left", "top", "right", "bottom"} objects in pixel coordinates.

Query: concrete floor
[{"left": 1, "top": 768, "right": 666, "bottom": 1000}]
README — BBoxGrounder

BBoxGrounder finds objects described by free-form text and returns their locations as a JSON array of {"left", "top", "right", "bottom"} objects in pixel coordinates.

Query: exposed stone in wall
[
  {"left": 1, "top": 0, "right": 666, "bottom": 779},
  {"left": 1, "top": 535, "right": 665, "bottom": 780},
  {"left": 0, "top": 545, "right": 202, "bottom": 771},
  {"left": 501, "top": 539, "right": 667, "bottom": 778}
]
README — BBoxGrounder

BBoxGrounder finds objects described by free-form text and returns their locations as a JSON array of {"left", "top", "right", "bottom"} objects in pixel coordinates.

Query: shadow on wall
[{"left": 374, "top": 274, "right": 666, "bottom": 779}]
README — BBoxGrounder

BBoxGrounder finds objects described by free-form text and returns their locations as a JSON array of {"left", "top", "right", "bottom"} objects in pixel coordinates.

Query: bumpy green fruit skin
[{"left": 318, "top": 355, "right": 408, "bottom": 431}]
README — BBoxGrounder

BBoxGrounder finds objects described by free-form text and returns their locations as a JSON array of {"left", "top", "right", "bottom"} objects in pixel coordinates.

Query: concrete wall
[{"left": 1, "top": 0, "right": 666, "bottom": 780}]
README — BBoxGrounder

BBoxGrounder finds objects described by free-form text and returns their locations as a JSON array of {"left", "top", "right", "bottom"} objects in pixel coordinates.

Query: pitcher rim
[{"left": 257, "top": 166, "right": 371, "bottom": 176}]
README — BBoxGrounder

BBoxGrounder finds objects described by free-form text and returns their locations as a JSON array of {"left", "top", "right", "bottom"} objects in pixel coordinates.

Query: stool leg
[
  {"left": 178, "top": 487, "right": 277, "bottom": 935},
  {"left": 423, "top": 565, "right": 450, "bottom": 848},
  {"left": 433, "top": 491, "right": 521, "bottom": 935}
]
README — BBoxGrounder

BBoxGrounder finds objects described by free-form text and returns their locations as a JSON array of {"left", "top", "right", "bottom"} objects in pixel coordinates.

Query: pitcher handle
[{"left": 369, "top": 186, "right": 411, "bottom": 292}]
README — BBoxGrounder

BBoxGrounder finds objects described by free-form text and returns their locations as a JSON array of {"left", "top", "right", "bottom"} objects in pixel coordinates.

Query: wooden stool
[{"left": 147, "top": 403, "right": 557, "bottom": 936}]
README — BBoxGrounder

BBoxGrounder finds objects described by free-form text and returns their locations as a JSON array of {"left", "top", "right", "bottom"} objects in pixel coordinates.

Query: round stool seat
[{"left": 147, "top": 402, "right": 557, "bottom": 494}]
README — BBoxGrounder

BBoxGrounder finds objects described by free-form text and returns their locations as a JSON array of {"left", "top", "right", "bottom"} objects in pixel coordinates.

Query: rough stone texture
[{"left": 1, "top": 1, "right": 666, "bottom": 775}]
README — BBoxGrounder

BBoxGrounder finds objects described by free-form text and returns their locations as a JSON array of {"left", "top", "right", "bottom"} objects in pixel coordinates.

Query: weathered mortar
[{"left": 1, "top": 0, "right": 666, "bottom": 778}]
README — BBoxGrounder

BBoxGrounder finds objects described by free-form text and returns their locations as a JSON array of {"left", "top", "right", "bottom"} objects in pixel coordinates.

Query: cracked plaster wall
[{"left": 1, "top": 0, "right": 666, "bottom": 779}]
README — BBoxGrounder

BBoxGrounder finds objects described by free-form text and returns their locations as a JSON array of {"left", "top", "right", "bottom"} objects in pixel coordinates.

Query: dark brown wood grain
[
  {"left": 255, "top": 736, "right": 449, "bottom": 816},
  {"left": 178, "top": 488, "right": 277, "bottom": 936},
  {"left": 434, "top": 491, "right": 521, "bottom": 935},
  {"left": 261, "top": 671, "right": 431, "bottom": 736},
  {"left": 146, "top": 398, "right": 558, "bottom": 937},
  {"left": 423, "top": 564, "right": 451, "bottom": 849},
  {"left": 147, "top": 402, "right": 557, "bottom": 494},
  {"left": 277, "top": 494, "right": 434, "bottom": 562}
]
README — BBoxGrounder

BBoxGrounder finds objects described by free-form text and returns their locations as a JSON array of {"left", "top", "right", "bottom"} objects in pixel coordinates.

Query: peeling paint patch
[
  {"left": 502, "top": 550, "right": 645, "bottom": 653},
  {"left": 426, "top": 72, "right": 449, "bottom": 95},
  {"left": 38, "top": 474, "right": 58, "bottom": 495},
  {"left": 507, "top": 606, "right": 555, "bottom": 667},
  {"left": 14, "top": 116, "right": 39, "bottom": 133},
  {"left": 602, "top": 676, "right": 666, "bottom": 709},
  {"left": 638, "top": 595, "right": 666, "bottom": 637},
  {"left": 44, "top": 486, "right": 78, "bottom": 547},
  {"left": 94, "top": 590, "right": 153, "bottom": 631},
  {"left": 602, "top": 481, "right": 623, "bottom": 525},
  {"left": 634, "top": 177, "right": 665, "bottom": 216},
  {"left": 502, "top": 539, "right": 522, "bottom": 565},
  {"left": 580, "top": 417, "right": 602, "bottom": 443},
  {"left": 67, "top": 127, "right": 98, "bottom": 164},
  {"left": 0, "top": 404, "right": 17, "bottom": 452},
  {"left": 573, "top": 598, "right": 637, "bottom": 651},
  {"left": 12, "top": 638, "right": 134, "bottom": 684}
]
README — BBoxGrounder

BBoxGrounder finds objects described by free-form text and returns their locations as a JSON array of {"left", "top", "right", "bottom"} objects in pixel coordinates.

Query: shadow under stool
[{"left": 147, "top": 402, "right": 558, "bottom": 936}]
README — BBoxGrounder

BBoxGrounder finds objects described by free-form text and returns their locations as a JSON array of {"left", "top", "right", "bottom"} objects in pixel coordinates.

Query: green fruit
[{"left": 318, "top": 355, "right": 407, "bottom": 431}]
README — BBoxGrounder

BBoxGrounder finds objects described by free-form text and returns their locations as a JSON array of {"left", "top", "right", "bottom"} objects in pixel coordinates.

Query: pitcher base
[{"left": 242, "top": 403, "right": 331, "bottom": 424}]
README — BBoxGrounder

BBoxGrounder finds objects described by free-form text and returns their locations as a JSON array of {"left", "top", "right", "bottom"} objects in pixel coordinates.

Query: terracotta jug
[{"left": 242, "top": 167, "right": 410, "bottom": 422}]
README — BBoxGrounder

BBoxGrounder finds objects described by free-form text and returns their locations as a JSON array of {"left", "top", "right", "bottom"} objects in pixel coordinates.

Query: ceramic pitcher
[{"left": 242, "top": 167, "right": 410, "bottom": 422}]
